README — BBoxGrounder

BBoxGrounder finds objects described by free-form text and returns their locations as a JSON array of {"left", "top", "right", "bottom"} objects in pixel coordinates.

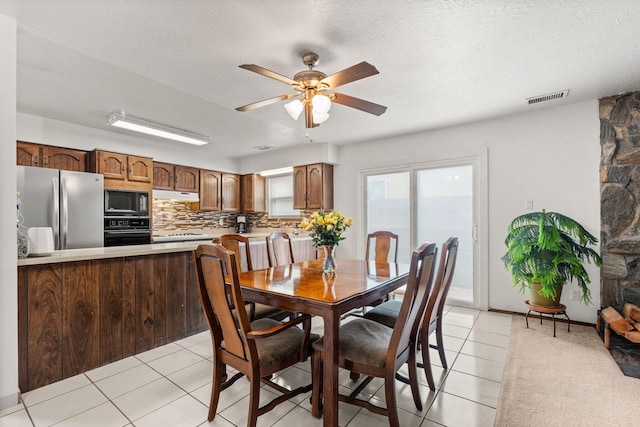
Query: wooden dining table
[{"left": 236, "top": 257, "right": 410, "bottom": 427}]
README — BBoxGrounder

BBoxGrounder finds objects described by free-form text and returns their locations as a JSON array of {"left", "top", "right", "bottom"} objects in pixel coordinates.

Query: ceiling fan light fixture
[
  {"left": 284, "top": 99, "right": 304, "bottom": 120},
  {"left": 311, "top": 93, "right": 331, "bottom": 114},
  {"left": 313, "top": 111, "right": 330, "bottom": 124}
]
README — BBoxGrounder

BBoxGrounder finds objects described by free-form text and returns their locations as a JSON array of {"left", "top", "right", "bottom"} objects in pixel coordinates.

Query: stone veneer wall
[
  {"left": 152, "top": 200, "right": 305, "bottom": 232},
  {"left": 600, "top": 90, "right": 640, "bottom": 309}
]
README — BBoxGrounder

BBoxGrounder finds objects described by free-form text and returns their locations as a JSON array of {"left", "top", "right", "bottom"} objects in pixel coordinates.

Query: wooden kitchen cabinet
[
  {"left": 222, "top": 173, "right": 241, "bottom": 211},
  {"left": 293, "top": 163, "right": 334, "bottom": 210},
  {"left": 198, "top": 171, "right": 240, "bottom": 211},
  {"left": 89, "top": 150, "right": 153, "bottom": 190},
  {"left": 241, "top": 173, "right": 265, "bottom": 212},
  {"left": 153, "top": 162, "right": 199, "bottom": 192},
  {"left": 199, "top": 169, "right": 222, "bottom": 211},
  {"left": 17, "top": 141, "right": 87, "bottom": 172},
  {"left": 18, "top": 252, "right": 206, "bottom": 392}
]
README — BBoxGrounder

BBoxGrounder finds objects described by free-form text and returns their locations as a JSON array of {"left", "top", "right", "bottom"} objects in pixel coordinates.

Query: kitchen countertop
[{"left": 18, "top": 234, "right": 312, "bottom": 266}]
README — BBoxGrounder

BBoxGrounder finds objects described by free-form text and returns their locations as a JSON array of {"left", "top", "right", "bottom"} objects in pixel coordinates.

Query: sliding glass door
[
  {"left": 416, "top": 165, "right": 474, "bottom": 303},
  {"left": 365, "top": 171, "right": 411, "bottom": 262},
  {"left": 364, "top": 156, "right": 484, "bottom": 308}
]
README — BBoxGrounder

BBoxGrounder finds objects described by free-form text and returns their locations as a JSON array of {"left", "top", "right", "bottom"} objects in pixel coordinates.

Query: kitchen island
[{"left": 18, "top": 235, "right": 315, "bottom": 392}]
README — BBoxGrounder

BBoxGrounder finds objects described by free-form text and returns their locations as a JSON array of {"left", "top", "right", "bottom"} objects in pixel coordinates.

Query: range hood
[{"left": 152, "top": 189, "right": 199, "bottom": 202}]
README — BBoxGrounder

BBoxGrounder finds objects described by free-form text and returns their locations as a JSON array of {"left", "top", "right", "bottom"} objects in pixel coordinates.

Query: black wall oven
[
  {"left": 104, "top": 216, "right": 151, "bottom": 246},
  {"left": 104, "top": 190, "right": 151, "bottom": 246}
]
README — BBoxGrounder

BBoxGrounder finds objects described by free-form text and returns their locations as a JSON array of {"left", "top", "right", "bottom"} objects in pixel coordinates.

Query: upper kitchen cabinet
[
  {"left": 293, "top": 163, "right": 334, "bottom": 210},
  {"left": 89, "top": 150, "right": 153, "bottom": 190},
  {"left": 241, "top": 174, "right": 265, "bottom": 212},
  {"left": 199, "top": 169, "right": 221, "bottom": 211},
  {"left": 17, "top": 141, "right": 87, "bottom": 172},
  {"left": 199, "top": 171, "right": 240, "bottom": 211},
  {"left": 222, "top": 173, "right": 241, "bottom": 211},
  {"left": 153, "top": 162, "right": 199, "bottom": 192}
]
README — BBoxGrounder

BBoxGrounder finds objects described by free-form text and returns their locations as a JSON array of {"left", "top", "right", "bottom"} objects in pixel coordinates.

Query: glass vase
[{"left": 322, "top": 245, "right": 337, "bottom": 275}]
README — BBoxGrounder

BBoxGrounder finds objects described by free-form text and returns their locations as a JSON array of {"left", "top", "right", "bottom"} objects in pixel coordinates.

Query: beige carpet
[{"left": 494, "top": 315, "right": 640, "bottom": 426}]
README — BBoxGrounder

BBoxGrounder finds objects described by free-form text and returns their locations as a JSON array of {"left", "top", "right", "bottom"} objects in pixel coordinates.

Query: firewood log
[
  {"left": 601, "top": 306, "right": 635, "bottom": 335},
  {"left": 623, "top": 303, "right": 640, "bottom": 323}
]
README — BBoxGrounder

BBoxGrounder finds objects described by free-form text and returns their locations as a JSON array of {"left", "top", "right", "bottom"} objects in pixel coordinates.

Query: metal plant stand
[{"left": 525, "top": 300, "right": 570, "bottom": 337}]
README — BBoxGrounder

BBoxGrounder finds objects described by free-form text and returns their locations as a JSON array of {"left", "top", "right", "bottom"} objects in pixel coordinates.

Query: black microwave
[{"left": 104, "top": 189, "right": 149, "bottom": 216}]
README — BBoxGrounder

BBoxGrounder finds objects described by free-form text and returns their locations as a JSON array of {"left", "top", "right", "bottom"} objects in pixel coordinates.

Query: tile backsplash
[{"left": 152, "top": 200, "right": 304, "bottom": 232}]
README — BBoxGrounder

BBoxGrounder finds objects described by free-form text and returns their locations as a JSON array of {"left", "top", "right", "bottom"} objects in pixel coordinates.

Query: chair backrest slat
[
  {"left": 387, "top": 242, "right": 437, "bottom": 366},
  {"left": 427, "top": 237, "right": 459, "bottom": 329}
]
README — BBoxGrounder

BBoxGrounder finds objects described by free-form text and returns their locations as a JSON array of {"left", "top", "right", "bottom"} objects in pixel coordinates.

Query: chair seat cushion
[
  {"left": 251, "top": 318, "right": 306, "bottom": 366},
  {"left": 312, "top": 318, "right": 393, "bottom": 367},
  {"left": 363, "top": 299, "right": 402, "bottom": 328}
]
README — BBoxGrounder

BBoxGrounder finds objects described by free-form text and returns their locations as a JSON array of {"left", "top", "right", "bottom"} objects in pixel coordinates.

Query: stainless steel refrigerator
[{"left": 17, "top": 165, "right": 104, "bottom": 249}]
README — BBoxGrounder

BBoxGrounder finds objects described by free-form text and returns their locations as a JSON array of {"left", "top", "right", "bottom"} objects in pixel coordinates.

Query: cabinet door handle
[
  {"left": 43, "top": 156, "right": 48, "bottom": 166},
  {"left": 174, "top": 175, "right": 178, "bottom": 185},
  {"left": 32, "top": 155, "right": 38, "bottom": 166},
  {"left": 121, "top": 164, "right": 126, "bottom": 173},
  {"left": 129, "top": 165, "right": 133, "bottom": 175}
]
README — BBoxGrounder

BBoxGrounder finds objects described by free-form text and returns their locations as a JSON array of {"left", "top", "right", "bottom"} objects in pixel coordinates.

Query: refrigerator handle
[
  {"left": 52, "top": 177, "right": 60, "bottom": 248},
  {"left": 61, "top": 177, "right": 68, "bottom": 249}
]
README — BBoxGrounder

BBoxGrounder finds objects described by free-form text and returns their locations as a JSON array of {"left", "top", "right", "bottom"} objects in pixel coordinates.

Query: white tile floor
[{"left": 0, "top": 307, "right": 511, "bottom": 427}]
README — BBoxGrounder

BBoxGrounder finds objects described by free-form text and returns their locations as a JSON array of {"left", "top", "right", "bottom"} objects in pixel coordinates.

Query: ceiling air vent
[
  {"left": 525, "top": 89, "right": 569, "bottom": 105},
  {"left": 253, "top": 144, "right": 274, "bottom": 151}
]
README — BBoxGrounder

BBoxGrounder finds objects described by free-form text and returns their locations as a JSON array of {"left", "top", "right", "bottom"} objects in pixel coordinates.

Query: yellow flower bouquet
[{"left": 300, "top": 210, "right": 353, "bottom": 248}]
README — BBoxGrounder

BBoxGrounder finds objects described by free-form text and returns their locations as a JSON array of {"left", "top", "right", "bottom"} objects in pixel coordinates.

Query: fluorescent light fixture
[
  {"left": 259, "top": 166, "right": 293, "bottom": 177},
  {"left": 107, "top": 113, "right": 209, "bottom": 145},
  {"left": 284, "top": 100, "right": 304, "bottom": 120}
]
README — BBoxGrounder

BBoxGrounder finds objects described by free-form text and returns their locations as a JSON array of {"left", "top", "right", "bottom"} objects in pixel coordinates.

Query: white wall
[
  {"left": 334, "top": 100, "right": 601, "bottom": 323},
  {"left": 0, "top": 13, "right": 18, "bottom": 410}
]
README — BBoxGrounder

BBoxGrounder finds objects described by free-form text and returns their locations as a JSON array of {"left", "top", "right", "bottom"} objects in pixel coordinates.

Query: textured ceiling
[{"left": 2, "top": 0, "right": 640, "bottom": 159}]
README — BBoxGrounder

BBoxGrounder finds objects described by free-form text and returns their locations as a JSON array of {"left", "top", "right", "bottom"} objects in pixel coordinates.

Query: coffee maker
[{"left": 235, "top": 215, "right": 247, "bottom": 233}]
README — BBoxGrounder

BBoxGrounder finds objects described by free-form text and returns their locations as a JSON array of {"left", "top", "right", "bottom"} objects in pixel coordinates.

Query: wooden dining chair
[
  {"left": 267, "top": 231, "right": 295, "bottom": 267},
  {"left": 346, "top": 230, "right": 399, "bottom": 317},
  {"left": 216, "top": 233, "right": 286, "bottom": 321},
  {"left": 365, "top": 231, "right": 399, "bottom": 263},
  {"left": 216, "top": 233, "right": 254, "bottom": 272},
  {"left": 310, "top": 242, "right": 438, "bottom": 427},
  {"left": 194, "top": 244, "right": 314, "bottom": 426},
  {"left": 363, "top": 237, "right": 459, "bottom": 390}
]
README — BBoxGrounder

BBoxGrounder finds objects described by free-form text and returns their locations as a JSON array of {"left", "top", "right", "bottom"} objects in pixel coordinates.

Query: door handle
[
  {"left": 52, "top": 177, "right": 59, "bottom": 248},
  {"left": 472, "top": 224, "right": 478, "bottom": 243},
  {"left": 61, "top": 177, "right": 68, "bottom": 249}
]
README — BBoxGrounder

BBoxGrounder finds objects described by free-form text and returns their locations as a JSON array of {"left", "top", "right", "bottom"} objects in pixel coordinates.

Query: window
[{"left": 267, "top": 173, "right": 300, "bottom": 218}]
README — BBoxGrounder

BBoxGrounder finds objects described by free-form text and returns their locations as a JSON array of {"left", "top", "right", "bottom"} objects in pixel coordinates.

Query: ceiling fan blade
[
  {"left": 236, "top": 94, "right": 294, "bottom": 112},
  {"left": 320, "top": 62, "right": 379, "bottom": 89},
  {"left": 331, "top": 92, "right": 387, "bottom": 116},
  {"left": 239, "top": 64, "right": 298, "bottom": 86}
]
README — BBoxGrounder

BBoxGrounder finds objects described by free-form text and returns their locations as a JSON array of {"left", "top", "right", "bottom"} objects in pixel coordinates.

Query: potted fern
[{"left": 502, "top": 210, "right": 602, "bottom": 306}]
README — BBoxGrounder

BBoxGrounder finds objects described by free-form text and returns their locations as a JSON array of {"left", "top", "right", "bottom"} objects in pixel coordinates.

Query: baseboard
[{"left": 0, "top": 391, "right": 21, "bottom": 412}]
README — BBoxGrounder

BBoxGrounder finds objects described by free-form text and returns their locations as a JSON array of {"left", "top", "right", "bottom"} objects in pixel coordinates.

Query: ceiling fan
[{"left": 235, "top": 52, "right": 387, "bottom": 128}]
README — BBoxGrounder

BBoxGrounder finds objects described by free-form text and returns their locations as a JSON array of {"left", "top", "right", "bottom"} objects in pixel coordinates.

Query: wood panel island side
[{"left": 17, "top": 237, "right": 315, "bottom": 392}]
